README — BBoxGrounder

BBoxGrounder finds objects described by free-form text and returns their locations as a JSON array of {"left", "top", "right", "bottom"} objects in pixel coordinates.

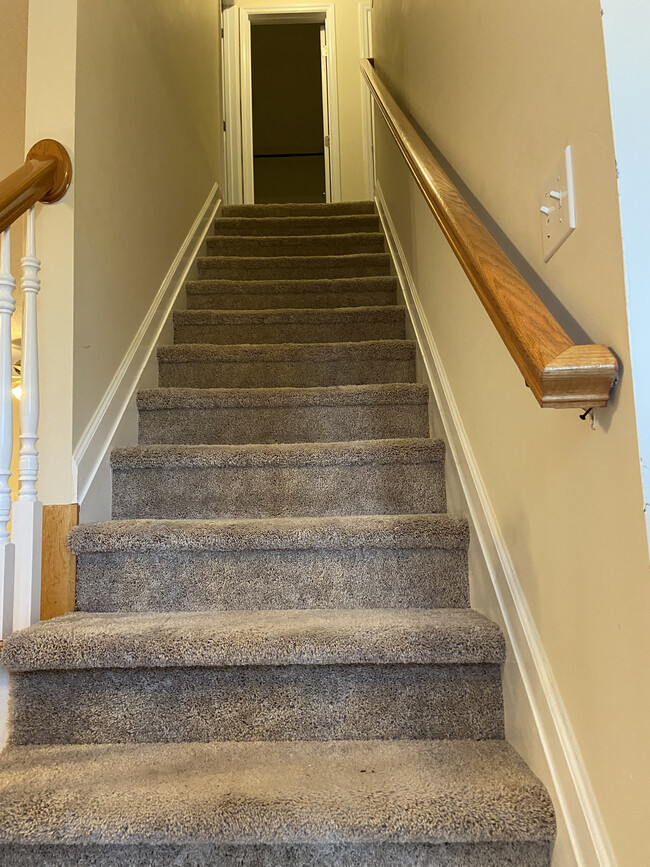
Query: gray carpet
[
  {"left": 137, "top": 383, "right": 430, "bottom": 444},
  {"left": 0, "top": 200, "right": 554, "bottom": 863},
  {"left": 158, "top": 339, "right": 416, "bottom": 388},
  {"left": 173, "top": 305, "right": 406, "bottom": 344},
  {"left": 185, "top": 275, "right": 399, "bottom": 309},
  {"left": 197, "top": 252, "right": 391, "bottom": 280}
]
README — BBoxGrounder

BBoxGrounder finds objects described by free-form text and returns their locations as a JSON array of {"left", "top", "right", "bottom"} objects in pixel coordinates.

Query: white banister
[
  {"left": 0, "top": 229, "right": 16, "bottom": 638},
  {"left": 11, "top": 207, "right": 43, "bottom": 630},
  {"left": 0, "top": 140, "right": 71, "bottom": 637}
]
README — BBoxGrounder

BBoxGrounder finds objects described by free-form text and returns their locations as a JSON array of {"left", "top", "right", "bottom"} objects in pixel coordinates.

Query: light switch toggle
[{"left": 540, "top": 146, "right": 577, "bottom": 262}]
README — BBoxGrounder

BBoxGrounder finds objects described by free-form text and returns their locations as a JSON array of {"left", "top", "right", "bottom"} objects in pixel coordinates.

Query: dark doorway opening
[{"left": 251, "top": 23, "right": 327, "bottom": 204}]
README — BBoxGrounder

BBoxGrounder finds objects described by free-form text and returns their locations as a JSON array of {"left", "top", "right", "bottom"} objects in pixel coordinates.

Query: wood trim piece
[
  {"left": 361, "top": 58, "right": 618, "bottom": 409},
  {"left": 0, "top": 139, "right": 72, "bottom": 234},
  {"left": 41, "top": 504, "right": 78, "bottom": 621}
]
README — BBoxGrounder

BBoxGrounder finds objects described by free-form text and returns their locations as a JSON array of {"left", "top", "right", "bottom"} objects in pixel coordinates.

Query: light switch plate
[{"left": 540, "top": 145, "right": 576, "bottom": 262}]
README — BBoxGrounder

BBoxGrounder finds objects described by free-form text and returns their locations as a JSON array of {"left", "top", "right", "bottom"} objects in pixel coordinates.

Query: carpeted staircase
[{"left": 0, "top": 201, "right": 555, "bottom": 865}]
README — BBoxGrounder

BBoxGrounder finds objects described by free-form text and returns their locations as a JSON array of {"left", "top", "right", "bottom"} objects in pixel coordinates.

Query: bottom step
[
  {"left": 0, "top": 841, "right": 553, "bottom": 866},
  {"left": 0, "top": 740, "right": 554, "bottom": 865}
]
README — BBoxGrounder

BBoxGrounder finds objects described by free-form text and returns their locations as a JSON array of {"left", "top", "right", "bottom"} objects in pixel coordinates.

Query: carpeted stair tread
[
  {"left": 173, "top": 305, "right": 405, "bottom": 345},
  {"left": 206, "top": 233, "right": 385, "bottom": 257},
  {"left": 72, "top": 513, "right": 470, "bottom": 613},
  {"left": 111, "top": 437, "right": 444, "bottom": 470},
  {"left": 0, "top": 841, "right": 556, "bottom": 866},
  {"left": 185, "top": 275, "right": 398, "bottom": 310},
  {"left": 2, "top": 608, "right": 505, "bottom": 671},
  {"left": 71, "top": 513, "right": 467, "bottom": 554},
  {"left": 137, "top": 382, "right": 428, "bottom": 411},
  {"left": 174, "top": 304, "right": 403, "bottom": 326},
  {"left": 157, "top": 339, "right": 416, "bottom": 389},
  {"left": 159, "top": 338, "right": 414, "bottom": 364},
  {"left": 110, "top": 443, "right": 446, "bottom": 519},
  {"left": 0, "top": 739, "right": 555, "bottom": 846},
  {"left": 213, "top": 214, "right": 381, "bottom": 236},
  {"left": 197, "top": 253, "right": 391, "bottom": 280},
  {"left": 222, "top": 201, "right": 376, "bottom": 217},
  {"left": 137, "top": 382, "right": 428, "bottom": 444}
]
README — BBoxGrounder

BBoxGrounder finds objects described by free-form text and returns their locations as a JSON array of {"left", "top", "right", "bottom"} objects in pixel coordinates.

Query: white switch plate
[{"left": 540, "top": 145, "right": 576, "bottom": 262}]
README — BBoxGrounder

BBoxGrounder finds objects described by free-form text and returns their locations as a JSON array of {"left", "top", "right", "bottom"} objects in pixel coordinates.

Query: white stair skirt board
[
  {"left": 375, "top": 181, "right": 616, "bottom": 867},
  {"left": 72, "top": 184, "right": 222, "bottom": 507}
]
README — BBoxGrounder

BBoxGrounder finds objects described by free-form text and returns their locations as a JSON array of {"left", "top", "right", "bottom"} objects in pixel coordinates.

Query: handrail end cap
[{"left": 25, "top": 139, "right": 72, "bottom": 204}]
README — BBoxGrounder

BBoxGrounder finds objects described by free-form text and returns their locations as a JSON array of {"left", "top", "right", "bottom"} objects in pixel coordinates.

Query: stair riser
[
  {"left": 186, "top": 286, "right": 397, "bottom": 310},
  {"left": 174, "top": 318, "right": 404, "bottom": 346},
  {"left": 111, "top": 461, "right": 446, "bottom": 520},
  {"left": 138, "top": 402, "right": 429, "bottom": 445},
  {"left": 159, "top": 356, "right": 416, "bottom": 389},
  {"left": 206, "top": 235, "right": 385, "bottom": 257},
  {"left": 223, "top": 202, "right": 376, "bottom": 217},
  {"left": 0, "top": 842, "right": 553, "bottom": 866},
  {"left": 75, "top": 547, "right": 469, "bottom": 612},
  {"left": 197, "top": 256, "right": 390, "bottom": 281},
  {"left": 213, "top": 216, "right": 381, "bottom": 236},
  {"left": 9, "top": 664, "right": 504, "bottom": 745}
]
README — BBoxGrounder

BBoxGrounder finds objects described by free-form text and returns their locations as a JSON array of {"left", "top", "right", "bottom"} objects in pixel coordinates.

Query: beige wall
[
  {"left": 0, "top": 0, "right": 28, "bottom": 278},
  {"left": 238, "top": 0, "right": 368, "bottom": 201},
  {"left": 373, "top": 2, "right": 649, "bottom": 865},
  {"left": 73, "top": 0, "right": 223, "bottom": 443}
]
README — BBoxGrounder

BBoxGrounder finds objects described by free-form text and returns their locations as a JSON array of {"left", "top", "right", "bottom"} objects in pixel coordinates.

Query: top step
[{"left": 222, "top": 201, "right": 376, "bottom": 218}]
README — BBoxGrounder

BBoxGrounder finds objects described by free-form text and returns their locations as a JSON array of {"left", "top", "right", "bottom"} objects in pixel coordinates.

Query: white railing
[
  {"left": 0, "top": 209, "right": 42, "bottom": 636},
  {"left": 0, "top": 228, "right": 16, "bottom": 637},
  {"left": 12, "top": 207, "right": 43, "bottom": 632},
  {"left": 0, "top": 139, "right": 72, "bottom": 637}
]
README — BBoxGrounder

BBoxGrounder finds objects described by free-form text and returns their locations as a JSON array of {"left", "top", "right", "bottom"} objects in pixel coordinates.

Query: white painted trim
[
  {"left": 72, "top": 183, "right": 221, "bottom": 504},
  {"left": 222, "top": 6, "right": 243, "bottom": 205},
  {"left": 358, "top": 1, "right": 375, "bottom": 200},
  {"left": 375, "top": 180, "right": 616, "bottom": 867},
  {"left": 238, "top": 3, "right": 342, "bottom": 203},
  {"left": 239, "top": 10, "right": 255, "bottom": 203}
]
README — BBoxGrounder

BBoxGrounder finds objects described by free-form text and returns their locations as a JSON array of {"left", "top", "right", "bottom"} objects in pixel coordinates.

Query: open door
[
  {"left": 235, "top": 6, "right": 342, "bottom": 205},
  {"left": 320, "top": 25, "right": 332, "bottom": 203}
]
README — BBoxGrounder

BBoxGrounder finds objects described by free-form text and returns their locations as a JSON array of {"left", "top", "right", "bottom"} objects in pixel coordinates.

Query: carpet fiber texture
[{"left": 0, "top": 200, "right": 554, "bottom": 864}]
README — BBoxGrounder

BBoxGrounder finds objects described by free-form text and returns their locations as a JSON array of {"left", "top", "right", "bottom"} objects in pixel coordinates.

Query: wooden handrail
[
  {"left": 0, "top": 140, "right": 72, "bottom": 234},
  {"left": 361, "top": 59, "right": 618, "bottom": 408}
]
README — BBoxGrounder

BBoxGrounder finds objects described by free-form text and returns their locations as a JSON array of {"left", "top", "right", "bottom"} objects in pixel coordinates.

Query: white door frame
[
  {"left": 237, "top": 3, "right": 342, "bottom": 204},
  {"left": 319, "top": 25, "right": 332, "bottom": 203},
  {"left": 222, "top": 4, "right": 244, "bottom": 204},
  {"left": 359, "top": 1, "right": 374, "bottom": 199}
]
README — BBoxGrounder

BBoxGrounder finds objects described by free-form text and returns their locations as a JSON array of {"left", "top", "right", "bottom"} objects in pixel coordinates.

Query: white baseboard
[
  {"left": 72, "top": 183, "right": 221, "bottom": 505},
  {"left": 375, "top": 181, "right": 616, "bottom": 867}
]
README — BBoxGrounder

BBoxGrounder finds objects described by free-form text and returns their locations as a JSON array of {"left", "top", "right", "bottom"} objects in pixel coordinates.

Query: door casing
[{"left": 224, "top": 3, "right": 342, "bottom": 204}]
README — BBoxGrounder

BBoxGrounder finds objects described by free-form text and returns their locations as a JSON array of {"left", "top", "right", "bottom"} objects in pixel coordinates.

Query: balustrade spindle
[
  {"left": 0, "top": 228, "right": 16, "bottom": 637},
  {"left": 12, "top": 207, "right": 43, "bottom": 630}
]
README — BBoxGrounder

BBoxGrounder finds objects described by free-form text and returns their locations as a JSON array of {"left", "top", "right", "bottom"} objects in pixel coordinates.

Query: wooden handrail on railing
[
  {"left": 0, "top": 139, "right": 72, "bottom": 234},
  {"left": 0, "top": 138, "right": 72, "bottom": 639},
  {"left": 361, "top": 59, "right": 618, "bottom": 409}
]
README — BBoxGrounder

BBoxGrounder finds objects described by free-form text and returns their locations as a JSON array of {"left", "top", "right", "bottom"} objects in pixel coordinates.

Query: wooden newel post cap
[{"left": 25, "top": 139, "right": 72, "bottom": 204}]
